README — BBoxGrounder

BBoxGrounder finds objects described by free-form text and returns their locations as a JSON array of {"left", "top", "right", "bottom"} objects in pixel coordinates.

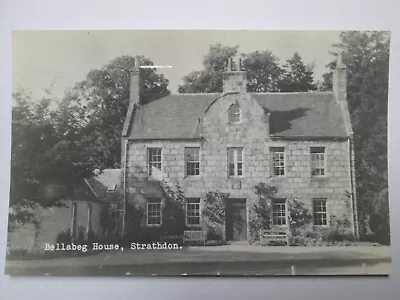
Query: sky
[{"left": 12, "top": 30, "right": 341, "bottom": 102}]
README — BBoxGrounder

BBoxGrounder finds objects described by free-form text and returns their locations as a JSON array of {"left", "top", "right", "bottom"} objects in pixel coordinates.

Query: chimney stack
[
  {"left": 129, "top": 55, "right": 142, "bottom": 105},
  {"left": 333, "top": 51, "right": 353, "bottom": 135},
  {"left": 333, "top": 52, "right": 347, "bottom": 104},
  {"left": 223, "top": 56, "right": 247, "bottom": 93}
]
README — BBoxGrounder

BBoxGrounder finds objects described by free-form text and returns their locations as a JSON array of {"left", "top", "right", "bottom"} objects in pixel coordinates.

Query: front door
[{"left": 226, "top": 199, "right": 247, "bottom": 241}]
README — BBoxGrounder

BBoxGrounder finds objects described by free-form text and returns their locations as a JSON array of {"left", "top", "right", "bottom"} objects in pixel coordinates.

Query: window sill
[
  {"left": 228, "top": 176, "right": 243, "bottom": 179},
  {"left": 146, "top": 224, "right": 162, "bottom": 227},
  {"left": 185, "top": 176, "right": 201, "bottom": 181},
  {"left": 185, "top": 224, "right": 202, "bottom": 228}
]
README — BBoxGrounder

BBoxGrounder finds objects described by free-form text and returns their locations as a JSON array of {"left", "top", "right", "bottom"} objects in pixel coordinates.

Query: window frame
[
  {"left": 185, "top": 198, "right": 201, "bottom": 227},
  {"left": 272, "top": 199, "right": 287, "bottom": 226},
  {"left": 147, "top": 147, "right": 162, "bottom": 176},
  {"left": 310, "top": 146, "right": 326, "bottom": 177},
  {"left": 270, "top": 147, "right": 286, "bottom": 177},
  {"left": 228, "top": 103, "right": 241, "bottom": 124},
  {"left": 146, "top": 198, "right": 162, "bottom": 227},
  {"left": 227, "top": 147, "right": 243, "bottom": 177},
  {"left": 185, "top": 147, "right": 200, "bottom": 177},
  {"left": 313, "top": 198, "right": 328, "bottom": 226}
]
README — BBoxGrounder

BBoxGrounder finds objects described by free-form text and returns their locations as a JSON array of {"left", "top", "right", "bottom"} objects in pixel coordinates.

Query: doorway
[{"left": 225, "top": 198, "right": 247, "bottom": 241}]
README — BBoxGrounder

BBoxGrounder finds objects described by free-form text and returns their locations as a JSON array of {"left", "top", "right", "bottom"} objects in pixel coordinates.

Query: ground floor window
[
  {"left": 147, "top": 199, "right": 162, "bottom": 226},
  {"left": 313, "top": 198, "right": 328, "bottom": 225},
  {"left": 272, "top": 199, "right": 287, "bottom": 225},
  {"left": 186, "top": 198, "right": 201, "bottom": 226}
]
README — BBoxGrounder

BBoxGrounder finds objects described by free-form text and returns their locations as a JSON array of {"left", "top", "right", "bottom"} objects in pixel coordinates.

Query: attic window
[
  {"left": 228, "top": 103, "right": 240, "bottom": 124},
  {"left": 107, "top": 184, "right": 117, "bottom": 192}
]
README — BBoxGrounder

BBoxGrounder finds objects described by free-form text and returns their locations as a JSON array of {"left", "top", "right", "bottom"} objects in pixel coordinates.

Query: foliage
[
  {"left": 202, "top": 191, "right": 228, "bottom": 225},
  {"left": 278, "top": 52, "right": 317, "bottom": 92},
  {"left": 56, "top": 229, "right": 72, "bottom": 244},
  {"left": 368, "top": 188, "right": 390, "bottom": 244},
  {"left": 287, "top": 198, "right": 313, "bottom": 235},
  {"left": 10, "top": 54, "right": 170, "bottom": 230},
  {"left": 202, "top": 191, "right": 229, "bottom": 241},
  {"left": 320, "top": 214, "right": 354, "bottom": 243},
  {"left": 248, "top": 183, "right": 277, "bottom": 241},
  {"left": 161, "top": 181, "right": 186, "bottom": 236},
  {"left": 178, "top": 43, "right": 238, "bottom": 93},
  {"left": 101, "top": 202, "right": 122, "bottom": 241},
  {"left": 58, "top": 55, "right": 170, "bottom": 169},
  {"left": 321, "top": 31, "right": 390, "bottom": 240},
  {"left": 243, "top": 50, "right": 283, "bottom": 92},
  {"left": 178, "top": 43, "right": 317, "bottom": 93},
  {"left": 10, "top": 91, "right": 92, "bottom": 232},
  {"left": 56, "top": 228, "right": 100, "bottom": 246}
]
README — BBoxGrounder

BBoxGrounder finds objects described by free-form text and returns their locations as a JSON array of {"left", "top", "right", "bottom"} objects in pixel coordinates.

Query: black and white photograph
[{"left": 6, "top": 30, "right": 391, "bottom": 276}]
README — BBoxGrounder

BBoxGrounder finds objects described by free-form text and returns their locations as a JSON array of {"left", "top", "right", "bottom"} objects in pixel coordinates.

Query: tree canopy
[
  {"left": 9, "top": 55, "right": 170, "bottom": 230},
  {"left": 322, "top": 31, "right": 390, "bottom": 242},
  {"left": 278, "top": 52, "right": 317, "bottom": 92},
  {"left": 57, "top": 55, "right": 170, "bottom": 170},
  {"left": 178, "top": 43, "right": 317, "bottom": 93}
]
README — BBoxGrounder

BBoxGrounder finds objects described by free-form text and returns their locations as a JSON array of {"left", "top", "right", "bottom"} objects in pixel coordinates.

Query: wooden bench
[
  {"left": 183, "top": 230, "right": 206, "bottom": 246},
  {"left": 261, "top": 229, "right": 289, "bottom": 246}
]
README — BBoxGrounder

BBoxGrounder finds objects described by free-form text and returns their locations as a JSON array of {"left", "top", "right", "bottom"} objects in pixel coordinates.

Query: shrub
[
  {"left": 206, "top": 223, "right": 224, "bottom": 241},
  {"left": 249, "top": 183, "right": 277, "bottom": 242},
  {"left": 202, "top": 191, "right": 229, "bottom": 241},
  {"left": 287, "top": 198, "right": 313, "bottom": 236},
  {"left": 162, "top": 181, "right": 186, "bottom": 237},
  {"left": 289, "top": 235, "right": 306, "bottom": 246},
  {"left": 56, "top": 229, "right": 72, "bottom": 244}
]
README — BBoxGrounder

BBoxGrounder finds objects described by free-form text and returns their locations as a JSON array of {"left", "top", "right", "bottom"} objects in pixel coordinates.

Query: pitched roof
[
  {"left": 126, "top": 92, "right": 349, "bottom": 140},
  {"left": 85, "top": 169, "right": 122, "bottom": 202},
  {"left": 253, "top": 92, "right": 348, "bottom": 138}
]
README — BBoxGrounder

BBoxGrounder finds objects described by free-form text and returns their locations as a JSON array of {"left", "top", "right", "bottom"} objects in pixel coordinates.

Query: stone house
[{"left": 121, "top": 55, "right": 359, "bottom": 242}]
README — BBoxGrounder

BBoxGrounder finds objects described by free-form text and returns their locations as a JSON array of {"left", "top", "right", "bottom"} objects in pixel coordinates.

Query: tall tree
[
  {"left": 58, "top": 55, "right": 170, "bottom": 169},
  {"left": 278, "top": 52, "right": 317, "bottom": 92},
  {"left": 178, "top": 43, "right": 238, "bottom": 93},
  {"left": 322, "top": 31, "right": 390, "bottom": 242},
  {"left": 179, "top": 44, "right": 316, "bottom": 93},
  {"left": 9, "top": 90, "right": 92, "bottom": 232},
  {"left": 243, "top": 50, "right": 283, "bottom": 92}
]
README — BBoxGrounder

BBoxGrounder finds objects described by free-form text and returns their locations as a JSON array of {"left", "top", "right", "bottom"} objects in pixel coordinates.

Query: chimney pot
[
  {"left": 135, "top": 55, "right": 141, "bottom": 68},
  {"left": 223, "top": 55, "right": 247, "bottom": 93}
]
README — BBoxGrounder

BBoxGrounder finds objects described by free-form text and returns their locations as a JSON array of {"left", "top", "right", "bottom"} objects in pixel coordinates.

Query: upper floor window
[
  {"left": 228, "top": 147, "right": 243, "bottom": 176},
  {"left": 147, "top": 148, "right": 162, "bottom": 176},
  {"left": 228, "top": 103, "right": 240, "bottom": 123},
  {"left": 147, "top": 198, "right": 162, "bottom": 226},
  {"left": 185, "top": 147, "right": 200, "bottom": 176},
  {"left": 310, "top": 147, "right": 325, "bottom": 176},
  {"left": 271, "top": 147, "right": 285, "bottom": 176},
  {"left": 313, "top": 198, "right": 327, "bottom": 226},
  {"left": 186, "top": 198, "right": 201, "bottom": 226}
]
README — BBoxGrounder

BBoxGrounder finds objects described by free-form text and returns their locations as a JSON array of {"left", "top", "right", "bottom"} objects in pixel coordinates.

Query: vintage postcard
[{"left": 6, "top": 30, "right": 391, "bottom": 276}]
